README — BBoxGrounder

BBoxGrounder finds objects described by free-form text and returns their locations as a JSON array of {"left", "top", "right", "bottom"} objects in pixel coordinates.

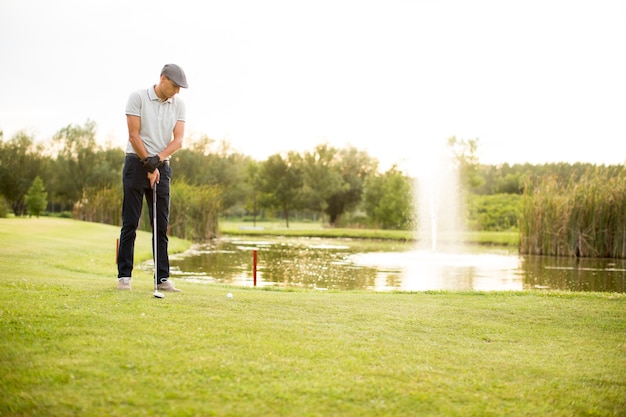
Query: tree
[
  {"left": 50, "top": 120, "right": 100, "bottom": 210},
  {"left": 172, "top": 136, "right": 250, "bottom": 213},
  {"left": 171, "top": 135, "right": 216, "bottom": 184},
  {"left": 447, "top": 136, "right": 483, "bottom": 191},
  {"left": 92, "top": 147, "right": 125, "bottom": 189},
  {"left": 243, "top": 160, "right": 262, "bottom": 225},
  {"left": 0, "top": 195, "right": 8, "bottom": 218},
  {"left": 363, "top": 166, "right": 414, "bottom": 230},
  {"left": 300, "top": 144, "right": 344, "bottom": 222},
  {"left": 25, "top": 176, "right": 48, "bottom": 217},
  {"left": 257, "top": 153, "right": 303, "bottom": 227},
  {"left": 325, "top": 146, "right": 378, "bottom": 226},
  {"left": 0, "top": 131, "right": 46, "bottom": 215}
]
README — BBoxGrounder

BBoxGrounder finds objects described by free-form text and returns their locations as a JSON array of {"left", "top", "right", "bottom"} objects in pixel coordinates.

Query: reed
[
  {"left": 72, "top": 186, "right": 122, "bottom": 225},
  {"left": 520, "top": 165, "right": 626, "bottom": 258},
  {"left": 68, "top": 179, "right": 221, "bottom": 241},
  {"left": 169, "top": 180, "right": 221, "bottom": 240}
]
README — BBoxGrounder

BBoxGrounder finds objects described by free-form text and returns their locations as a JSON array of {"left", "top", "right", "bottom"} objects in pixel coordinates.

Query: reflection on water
[
  {"left": 167, "top": 237, "right": 626, "bottom": 293},
  {"left": 350, "top": 250, "right": 523, "bottom": 291},
  {"left": 522, "top": 255, "right": 626, "bottom": 293}
]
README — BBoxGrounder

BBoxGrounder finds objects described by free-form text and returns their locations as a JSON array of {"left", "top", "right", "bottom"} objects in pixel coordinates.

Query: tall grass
[
  {"left": 520, "top": 165, "right": 626, "bottom": 258},
  {"left": 73, "top": 186, "right": 122, "bottom": 225},
  {"left": 169, "top": 181, "right": 221, "bottom": 240},
  {"left": 69, "top": 180, "right": 222, "bottom": 241}
]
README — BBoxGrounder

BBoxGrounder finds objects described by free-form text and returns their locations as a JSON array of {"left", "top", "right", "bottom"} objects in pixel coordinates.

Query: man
[{"left": 117, "top": 63, "right": 188, "bottom": 292}]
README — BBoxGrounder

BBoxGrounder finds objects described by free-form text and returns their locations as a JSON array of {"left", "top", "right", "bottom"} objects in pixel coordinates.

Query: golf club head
[{"left": 153, "top": 291, "right": 165, "bottom": 299}]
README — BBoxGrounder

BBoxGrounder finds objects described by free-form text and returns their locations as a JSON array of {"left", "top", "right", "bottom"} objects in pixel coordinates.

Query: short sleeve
[
  {"left": 176, "top": 99, "right": 186, "bottom": 122},
  {"left": 125, "top": 90, "right": 143, "bottom": 117}
]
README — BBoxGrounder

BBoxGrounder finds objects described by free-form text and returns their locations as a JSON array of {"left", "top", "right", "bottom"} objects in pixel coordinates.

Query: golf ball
[{"left": 227, "top": 293, "right": 233, "bottom": 298}]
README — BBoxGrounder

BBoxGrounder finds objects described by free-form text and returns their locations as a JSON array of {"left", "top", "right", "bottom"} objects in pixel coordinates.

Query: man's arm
[
  {"left": 127, "top": 114, "right": 161, "bottom": 185},
  {"left": 126, "top": 115, "right": 149, "bottom": 159},
  {"left": 157, "top": 120, "right": 185, "bottom": 161}
]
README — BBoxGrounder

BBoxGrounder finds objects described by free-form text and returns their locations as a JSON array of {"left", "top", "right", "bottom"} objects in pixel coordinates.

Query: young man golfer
[{"left": 117, "top": 63, "right": 188, "bottom": 292}]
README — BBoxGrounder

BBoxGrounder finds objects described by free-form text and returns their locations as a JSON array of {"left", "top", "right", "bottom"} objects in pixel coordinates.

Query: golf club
[{"left": 153, "top": 182, "right": 164, "bottom": 299}]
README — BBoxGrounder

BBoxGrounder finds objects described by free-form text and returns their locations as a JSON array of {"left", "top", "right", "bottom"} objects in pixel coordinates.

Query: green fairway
[{"left": 0, "top": 218, "right": 624, "bottom": 416}]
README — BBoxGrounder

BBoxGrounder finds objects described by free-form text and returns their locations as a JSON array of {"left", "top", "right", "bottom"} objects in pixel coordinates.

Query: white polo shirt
[{"left": 124, "top": 86, "right": 186, "bottom": 156}]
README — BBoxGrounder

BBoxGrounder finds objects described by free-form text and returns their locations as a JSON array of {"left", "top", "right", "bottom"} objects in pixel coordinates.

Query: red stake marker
[{"left": 253, "top": 249, "right": 258, "bottom": 286}]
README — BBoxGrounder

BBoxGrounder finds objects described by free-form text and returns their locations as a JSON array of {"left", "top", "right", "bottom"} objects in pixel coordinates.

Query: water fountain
[
  {"left": 350, "top": 141, "right": 522, "bottom": 291},
  {"left": 413, "top": 143, "right": 464, "bottom": 252}
]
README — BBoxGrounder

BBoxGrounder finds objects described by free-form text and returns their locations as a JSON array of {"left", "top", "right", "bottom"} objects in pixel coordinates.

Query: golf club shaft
[{"left": 153, "top": 182, "right": 158, "bottom": 291}]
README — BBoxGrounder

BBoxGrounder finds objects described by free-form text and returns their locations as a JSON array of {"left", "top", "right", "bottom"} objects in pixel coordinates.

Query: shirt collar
[{"left": 149, "top": 85, "right": 172, "bottom": 103}]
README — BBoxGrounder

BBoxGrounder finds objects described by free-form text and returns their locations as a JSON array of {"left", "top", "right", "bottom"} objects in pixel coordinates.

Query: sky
[{"left": 1, "top": 0, "right": 625, "bottom": 173}]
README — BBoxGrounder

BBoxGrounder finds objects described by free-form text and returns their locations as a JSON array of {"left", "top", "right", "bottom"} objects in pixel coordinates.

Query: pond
[{"left": 165, "top": 236, "right": 626, "bottom": 293}]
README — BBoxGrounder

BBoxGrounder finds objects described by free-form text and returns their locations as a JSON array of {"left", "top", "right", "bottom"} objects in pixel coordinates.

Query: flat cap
[{"left": 161, "top": 63, "right": 188, "bottom": 88}]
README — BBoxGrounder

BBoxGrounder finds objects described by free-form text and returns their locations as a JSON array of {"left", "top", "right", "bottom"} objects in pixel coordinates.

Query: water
[
  {"left": 165, "top": 143, "right": 626, "bottom": 293},
  {"left": 166, "top": 236, "right": 626, "bottom": 293}
]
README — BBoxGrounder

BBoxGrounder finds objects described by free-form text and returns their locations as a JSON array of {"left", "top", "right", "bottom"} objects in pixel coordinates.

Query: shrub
[{"left": 466, "top": 193, "right": 521, "bottom": 231}]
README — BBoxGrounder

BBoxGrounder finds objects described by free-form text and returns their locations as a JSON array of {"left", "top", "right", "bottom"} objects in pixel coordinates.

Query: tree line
[
  {"left": 2, "top": 121, "right": 625, "bottom": 258},
  {"left": 0, "top": 121, "right": 413, "bottom": 236}
]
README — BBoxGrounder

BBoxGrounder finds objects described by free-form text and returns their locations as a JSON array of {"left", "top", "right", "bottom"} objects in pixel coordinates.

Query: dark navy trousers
[{"left": 117, "top": 154, "right": 171, "bottom": 282}]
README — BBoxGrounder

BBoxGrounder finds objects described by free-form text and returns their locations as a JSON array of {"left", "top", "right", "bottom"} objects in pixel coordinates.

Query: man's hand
[
  {"left": 142, "top": 155, "right": 161, "bottom": 173},
  {"left": 148, "top": 169, "right": 160, "bottom": 188}
]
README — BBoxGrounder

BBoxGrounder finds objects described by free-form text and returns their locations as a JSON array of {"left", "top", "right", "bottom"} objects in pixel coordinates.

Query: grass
[
  {"left": 1, "top": 217, "right": 625, "bottom": 416},
  {"left": 219, "top": 220, "right": 520, "bottom": 246}
]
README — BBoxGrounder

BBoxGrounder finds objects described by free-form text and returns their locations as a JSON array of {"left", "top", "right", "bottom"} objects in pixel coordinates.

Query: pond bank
[{"left": 219, "top": 220, "right": 520, "bottom": 246}]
